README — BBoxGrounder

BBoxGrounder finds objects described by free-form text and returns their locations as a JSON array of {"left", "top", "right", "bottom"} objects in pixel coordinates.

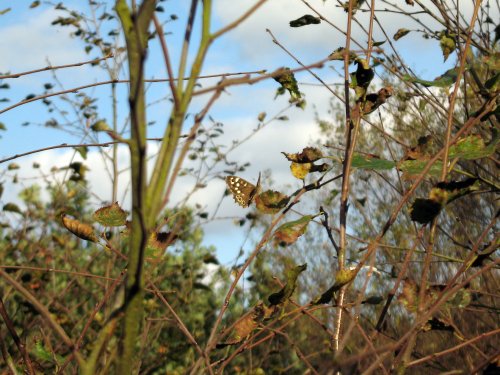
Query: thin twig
[
  {"left": 0, "top": 54, "right": 113, "bottom": 80},
  {"left": 0, "top": 296, "right": 36, "bottom": 375},
  {"left": 150, "top": 283, "right": 214, "bottom": 375},
  {"left": 0, "top": 71, "right": 267, "bottom": 115},
  {"left": 0, "top": 269, "right": 85, "bottom": 366},
  {"left": 152, "top": 15, "right": 180, "bottom": 109},
  {"left": 441, "top": 0, "right": 481, "bottom": 180}
]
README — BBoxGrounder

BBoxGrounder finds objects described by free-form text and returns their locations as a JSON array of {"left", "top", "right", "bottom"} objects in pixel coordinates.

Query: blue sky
[{"left": 0, "top": 0, "right": 492, "bottom": 264}]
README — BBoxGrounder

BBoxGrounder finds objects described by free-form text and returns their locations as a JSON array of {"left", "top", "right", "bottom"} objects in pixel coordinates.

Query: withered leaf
[
  {"left": 274, "top": 215, "right": 315, "bottom": 246},
  {"left": 282, "top": 147, "right": 323, "bottom": 163},
  {"left": 255, "top": 190, "right": 289, "bottom": 214},
  {"left": 394, "top": 28, "right": 411, "bottom": 41},
  {"left": 289, "top": 14, "right": 321, "bottom": 27},
  {"left": 216, "top": 302, "right": 270, "bottom": 348},
  {"left": 61, "top": 214, "right": 97, "bottom": 242},
  {"left": 268, "top": 264, "right": 307, "bottom": 305}
]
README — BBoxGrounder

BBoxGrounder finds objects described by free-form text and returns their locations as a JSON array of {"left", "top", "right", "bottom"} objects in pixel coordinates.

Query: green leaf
[
  {"left": 274, "top": 68, "right": 304, "bottom": 107},
  {"left": 0, "top": 8, "right": 11, "bottom": 15},
  {"left": 8, "top": 163, "right": 20, "bottom": 170},
  {"left": 313, "top": 268, "right": 357, "bottom": 304},
  {"left": 33, "top": 340, "right": 65, "bottom": 364},
  {"left": 93, "top": 202, "right": 128, "bottom": 226},
  {"left": 351, "top": 154, "right": 395, "bottom": 170},
  {"left": 398, "top": 159, "right": 443, "bottom": 178},
  {"left": 91, "top": 120, "right": 110, "bottom": 132},
  {"left": 439, "top": 31, "right": 456, "bottom": 62},
  {"left": 75, "top": 146, "right": 88, "bottom": 160},
  {"left": 449, "top": 129, "right": 500, "bottom": 160},
  {"left": 372, "top": 40, "right": 386, "bottom": 47},
  {"left": 393, "top": 28, "right": 411, "bottom": 41},
  {"left": 402, "top": 68, "right": 461, "bottom": 88},
  {"left": 268, "top": 264, "right": 307, "bottom": 305},
  {"left": 3, "top": 203, "right": 22, "bottom": 214},
  {"left": 30, "top": 1, "right": 41, "bottom": 8},
  {"left": 19, "top": 185, "right": 41, "bottom": 205},
  {"left": 484, "top": 72, "right": 500, "bottom": 91},
  {"left": 33, "top": 341, "right": 54, "bottom": 362},
  {"left": 482, "top": 52, "right": 500, "bottom": 71},
  {"left": 274, "top": 215, "right": 316, "bottom": 245},
  {"left": 446, "top": 289, "right": 471, "bottom": 309},
  {"left": 289, "top": 15, "right": 320, "bottom": 27},
  {"left": 0, "top": 122, "right": 6, "bottom": 130}
]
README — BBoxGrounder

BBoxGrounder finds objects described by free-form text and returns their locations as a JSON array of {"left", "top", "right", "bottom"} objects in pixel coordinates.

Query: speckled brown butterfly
[{"left": 225, "top": 173, "right": 261, "bottom": 208}]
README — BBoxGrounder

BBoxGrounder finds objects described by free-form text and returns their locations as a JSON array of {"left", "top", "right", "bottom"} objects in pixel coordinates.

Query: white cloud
[
  {"left": 213, "top": 0, "right": 342, "bottom": 67},
  {"left": 1, "top": 147, "right": 121, "bottom": 208},
  {"left": 0, "top": 8, "right": 87, "bottom": 73}
]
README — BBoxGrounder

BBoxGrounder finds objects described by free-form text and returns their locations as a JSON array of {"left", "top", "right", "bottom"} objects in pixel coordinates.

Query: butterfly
[{"left": 225, "top": 173, "right": 261, "bottom": 208}]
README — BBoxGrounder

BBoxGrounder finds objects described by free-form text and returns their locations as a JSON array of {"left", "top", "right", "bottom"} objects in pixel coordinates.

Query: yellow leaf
[{"left": 290, "top": 162, "right": 311, "bottom": 180}]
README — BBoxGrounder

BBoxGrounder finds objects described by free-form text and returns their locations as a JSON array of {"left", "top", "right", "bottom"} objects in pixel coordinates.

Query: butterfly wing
[{"left": 226, "top": 175, "right": 259, "bottom": 208}]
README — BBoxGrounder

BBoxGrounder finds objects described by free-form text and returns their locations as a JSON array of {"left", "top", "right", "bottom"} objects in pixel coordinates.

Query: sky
[{"left": 0, "top": 0, "right": 495, "bottom": 264}]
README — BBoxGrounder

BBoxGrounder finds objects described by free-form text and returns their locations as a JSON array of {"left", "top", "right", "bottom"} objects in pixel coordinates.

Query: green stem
[
  {"left": 115, "top": 0, "right": 157, "bottom": 373},
  {"left": 146, "top": 1, "right": 213, "bottom": 223}
]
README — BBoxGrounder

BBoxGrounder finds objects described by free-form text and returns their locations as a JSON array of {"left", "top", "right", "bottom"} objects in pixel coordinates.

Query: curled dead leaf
[{"left": 61, "top": 214, "right": 98, "bottom": 242}]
